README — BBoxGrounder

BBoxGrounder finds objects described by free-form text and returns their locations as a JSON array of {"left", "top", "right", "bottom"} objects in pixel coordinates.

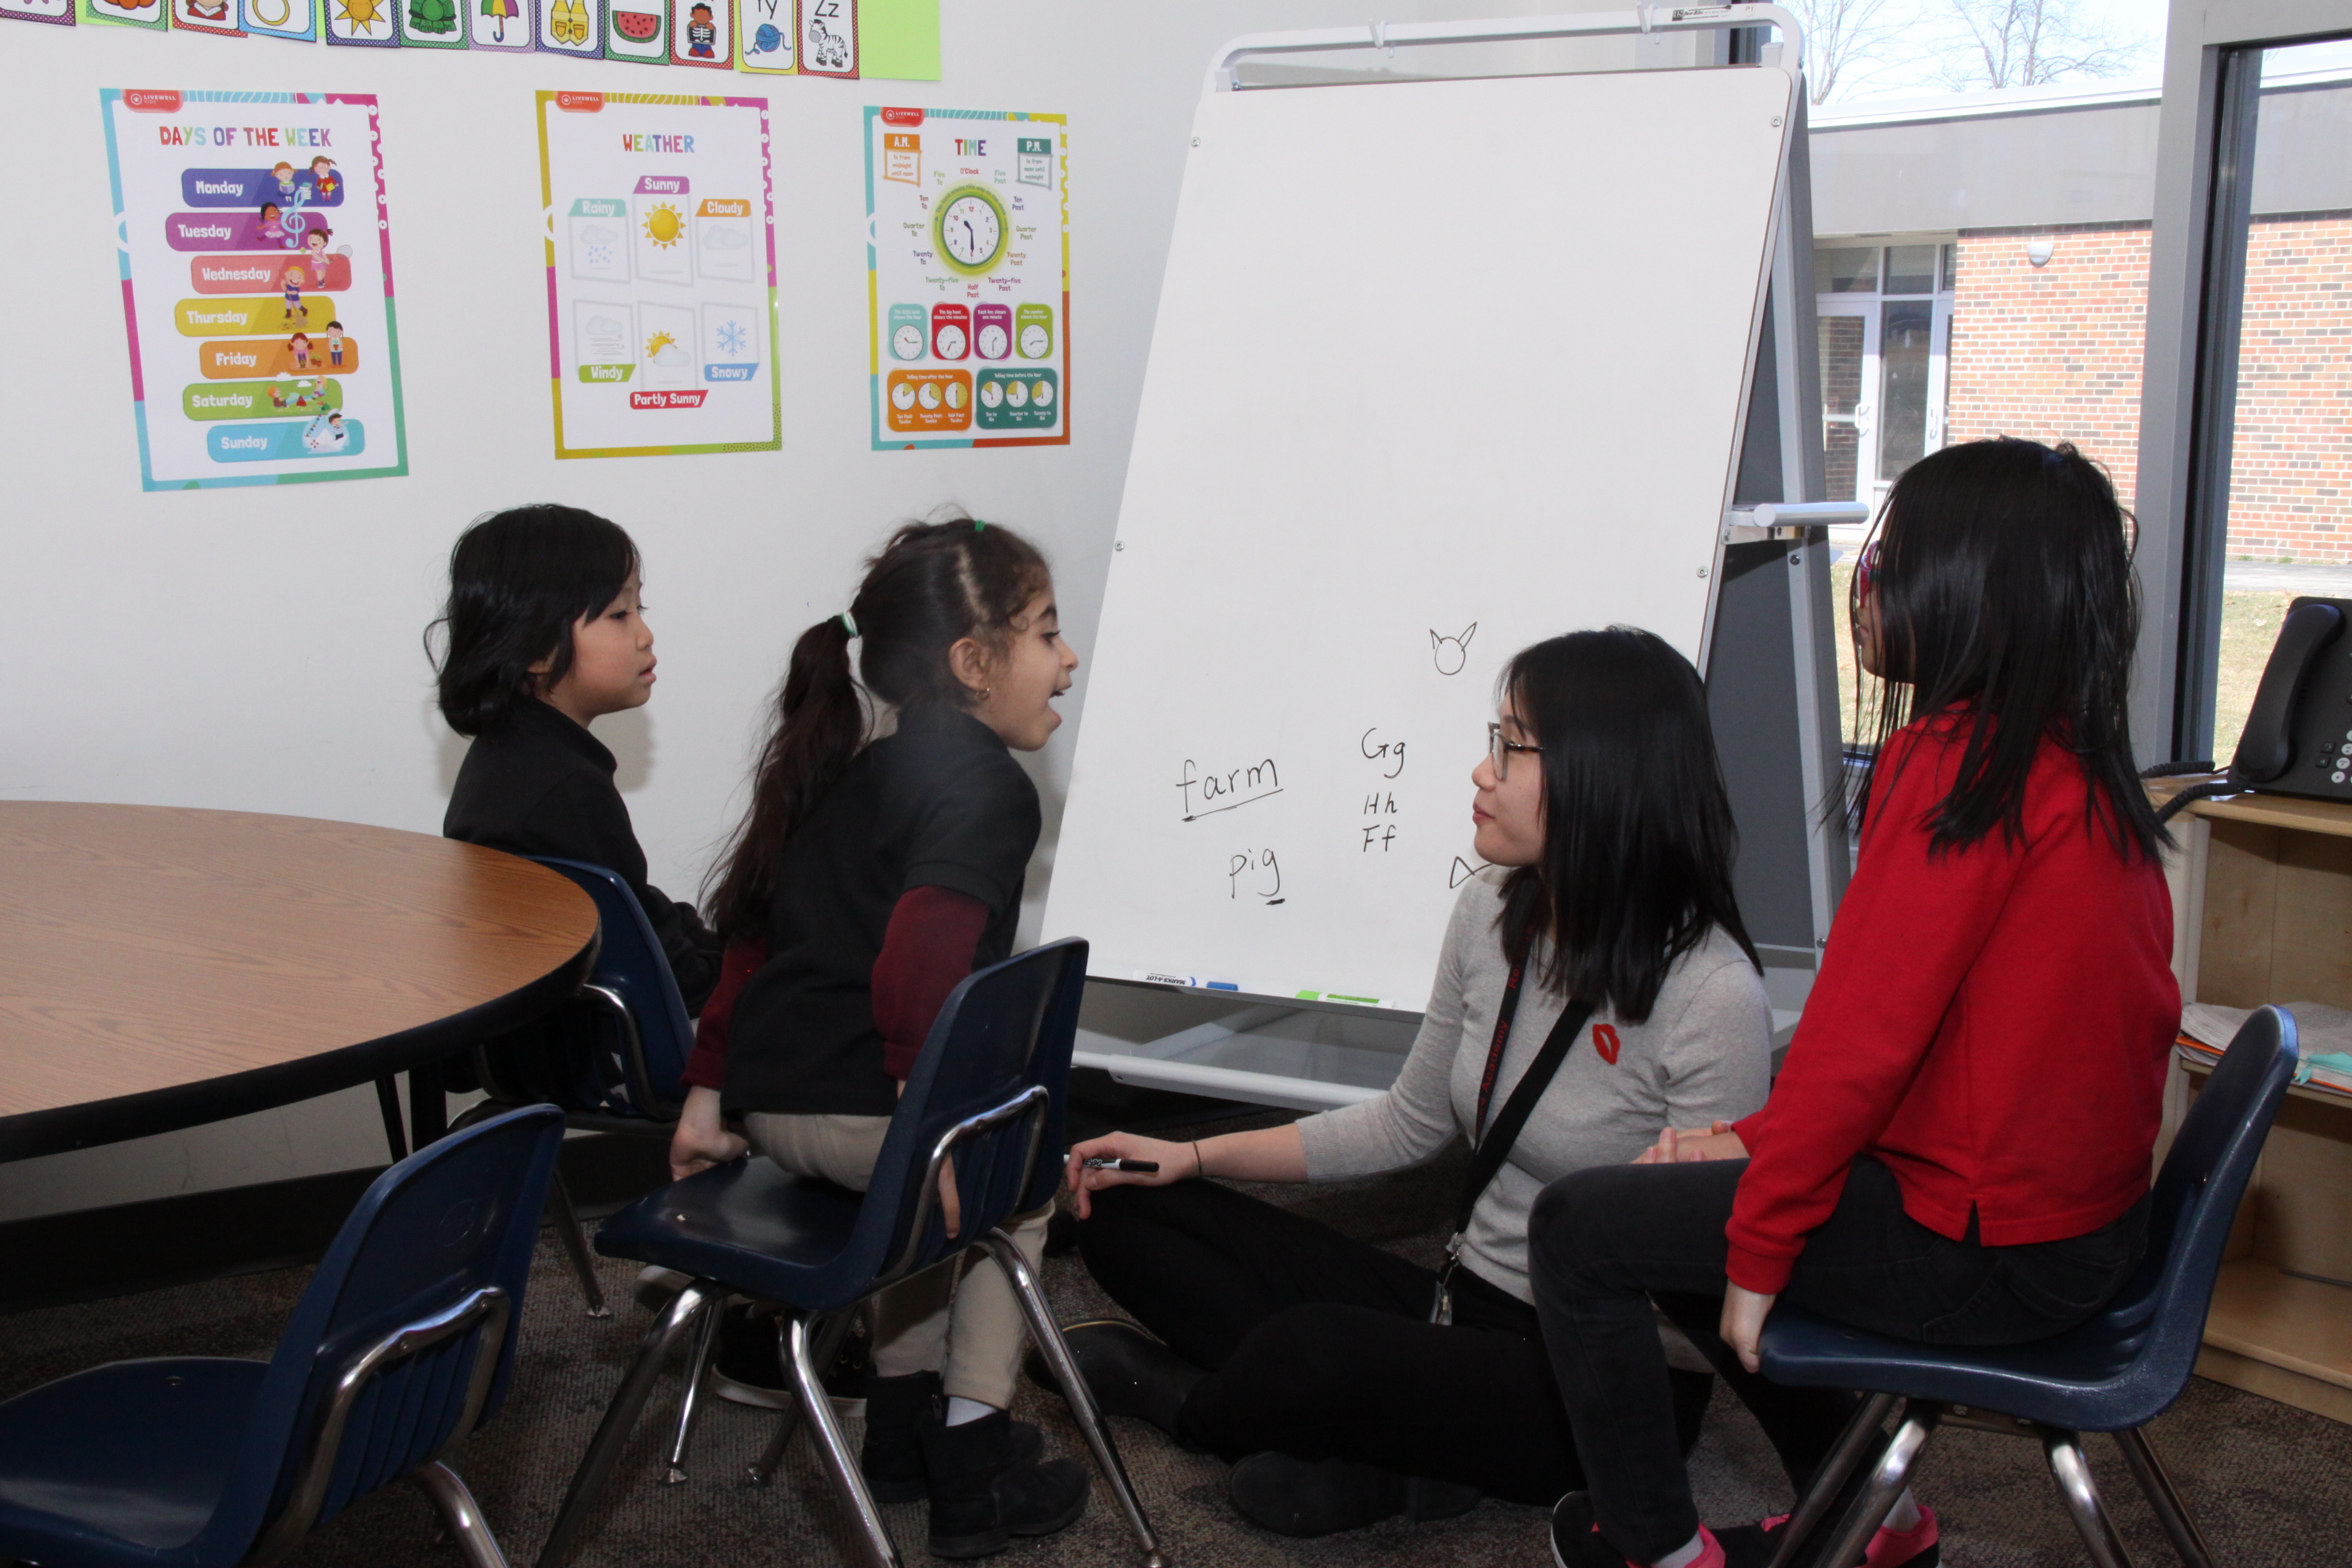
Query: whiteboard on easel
[{"left": 1043, "top": 63, "right": 1797, "bottom": 1015}]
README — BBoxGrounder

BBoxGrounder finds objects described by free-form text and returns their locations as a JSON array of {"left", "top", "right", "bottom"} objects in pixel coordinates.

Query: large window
[
  {"left": 2179, "top": 40, "right": 2352, "bottom": 765},
  {"left": 1817, "top": 240, "right": 1956, "bottom": 744},
  {"left": 1814, "top": 241, "right": 1956, "bottom": 506}
]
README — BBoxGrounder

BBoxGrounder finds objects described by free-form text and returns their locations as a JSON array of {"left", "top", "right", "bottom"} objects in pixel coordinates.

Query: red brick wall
[
  {"left": 1939, "top": 214, "right": 2352, "bottom": 562},
  {"left": 1944, "top": 222, "right": 2152, "bottom": 513},
  {"left": 2226, "top": 216, "right": 2352, "bottom": 562}
]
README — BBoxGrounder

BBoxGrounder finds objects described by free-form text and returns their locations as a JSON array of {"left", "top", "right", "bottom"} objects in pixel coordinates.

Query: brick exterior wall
[
  {"left": 1939, "top": 214, "right": 2352, "bottom": 561},
  {"left": 2227, "top": 216, "right": 2352, "bottom": 561},
  {"left": 1943, "top": 222, "right": 2152, "bottom": 512}
]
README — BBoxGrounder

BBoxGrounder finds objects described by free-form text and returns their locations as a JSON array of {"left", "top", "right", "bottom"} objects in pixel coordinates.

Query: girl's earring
[{"left": 980, "top": 686, "right": 992, "bottom": 701}]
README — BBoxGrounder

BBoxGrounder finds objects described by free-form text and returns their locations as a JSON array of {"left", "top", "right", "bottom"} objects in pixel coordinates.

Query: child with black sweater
[{"left": 435, "top": 505, "right": 722, "bottom": 1020}]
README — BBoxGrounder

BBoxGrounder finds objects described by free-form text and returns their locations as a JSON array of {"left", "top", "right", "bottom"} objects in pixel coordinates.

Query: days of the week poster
[
  {"left": 100, "top": 88, "right": 408, "bottom": 490},
  {"left": 865, "top": 105, "right": 1068, "bottom": 451},
  {"left": 538, "top": 90, "right": 781, "bottom": 459}
]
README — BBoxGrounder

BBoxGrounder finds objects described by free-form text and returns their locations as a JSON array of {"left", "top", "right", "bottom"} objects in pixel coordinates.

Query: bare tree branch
[
  {"left": 1787, "top": 0, "right": 1908, "bottom": 103},
  {"left": 1936, "top": 0, "right": 2150, "bottom": 91}
]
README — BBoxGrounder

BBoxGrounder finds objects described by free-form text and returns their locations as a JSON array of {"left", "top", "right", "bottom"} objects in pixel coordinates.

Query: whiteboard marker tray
[
  {"left": 1075, "top": 987, "right": 1418, "bottom": 1112},
  {"left": 1073, "top": 967, "right": 1812, "bottom": 1114}
]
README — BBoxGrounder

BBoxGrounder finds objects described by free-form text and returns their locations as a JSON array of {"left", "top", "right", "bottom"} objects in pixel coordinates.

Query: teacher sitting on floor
[{"left": 1053, "top": 626, "right": 1773, "bottom": 1538}]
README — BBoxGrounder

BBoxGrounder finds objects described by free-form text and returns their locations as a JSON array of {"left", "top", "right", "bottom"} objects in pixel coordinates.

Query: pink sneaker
[{"left": 1736, "top": 1506, "right": 1939, "bottom": 1568}]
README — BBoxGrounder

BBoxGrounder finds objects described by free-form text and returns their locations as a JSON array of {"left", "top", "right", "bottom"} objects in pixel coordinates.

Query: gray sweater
[{"left": 1297, "top": 869, "right": 1773, "bottom": 1303}]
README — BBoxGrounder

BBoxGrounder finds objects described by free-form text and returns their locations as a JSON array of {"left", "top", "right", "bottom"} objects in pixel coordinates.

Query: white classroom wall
[{"left": 0, "top": 0, "right": 1646, "bottom": 1221}]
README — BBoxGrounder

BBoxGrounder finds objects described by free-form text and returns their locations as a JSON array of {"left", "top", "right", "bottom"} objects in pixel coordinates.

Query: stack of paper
[{"left": 2179, "top": 1001, "right": 2352, "bottom": 1096}]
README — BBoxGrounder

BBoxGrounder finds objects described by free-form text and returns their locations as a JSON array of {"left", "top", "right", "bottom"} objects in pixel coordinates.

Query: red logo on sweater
[{"left": 1592, "top": 1024, "right": 1621, "bottom": 1065}]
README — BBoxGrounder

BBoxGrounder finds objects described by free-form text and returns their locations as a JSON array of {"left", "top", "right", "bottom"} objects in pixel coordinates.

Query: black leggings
[
  {"left": 1075, "top": 1179, "right": 1712, "bottom": 1505},
  {"left": 1529, "top": 1156, "right": 2149, "bottom": 1563}
]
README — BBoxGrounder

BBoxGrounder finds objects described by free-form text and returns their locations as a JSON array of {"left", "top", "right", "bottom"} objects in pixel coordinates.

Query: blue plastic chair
[
  {"left": 447, "top": 856, "right": 703, "bottom": 1319},
  {"left": 531, "top": 937, "right": 1164, "bottom": 1568},
  {"left": 1756, "top": 1006, "right": 2300, "bottom": 1568},
  {"left": 0, "top": 1103, "right": 566, "bottom": 1568}
]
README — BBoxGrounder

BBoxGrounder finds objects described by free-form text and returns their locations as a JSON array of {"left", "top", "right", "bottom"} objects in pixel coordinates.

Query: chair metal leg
[
  {"left": 1808, "top": 1403, "right": 1940, "bottom": 1568},
  {"left": 411, "top": 1460, "right": 510, "bottom": 1568},
  {"left": 2044, "top": 1426, "right": 2139, "bottom": 1568},
  {"left": 547, "top": 1172, "right": 611, "bottom": 1319},
  {"left": 534, "top": 1283, "right": 715, "bottom": 1568},
  {"left": 746, "top": 1310, "right": 853, "bottom": 1486},
  {"left": 662, "top": 1289, "right": 725, "bottom": 1484},
  {"left": 2114, "top": 1425, "right": 2218, "bottom": 1568},
  {"left": 982, "top": 1226, "right": 1167, "bottom": 1568},
  {"left": 374, "top": 1077, "right": 408, "bottom": 1164},
  {"left": 1762, "top": 1391, "right": 1905, "bottom": 1568},
  {"left": 786, "top": 1311, "right": 904, "bottom": 1568}
]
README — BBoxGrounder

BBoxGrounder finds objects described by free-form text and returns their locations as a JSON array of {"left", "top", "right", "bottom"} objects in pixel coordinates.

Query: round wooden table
[{"left": 0, "top": 802, "right": 600, "bottom": 1163}]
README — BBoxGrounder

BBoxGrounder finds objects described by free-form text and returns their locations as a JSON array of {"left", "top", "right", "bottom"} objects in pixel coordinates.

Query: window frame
[
  {"left": 1811, "top": 237, "right": 1957, "bottom": 509},
  {"left": 2132, "top": 0, "right": 2352, "bottom": 765}
]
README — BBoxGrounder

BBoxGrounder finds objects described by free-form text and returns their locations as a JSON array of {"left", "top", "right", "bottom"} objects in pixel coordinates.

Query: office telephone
[{"left": 2227, "top": 595, "right": 2352, "bottom": 802}]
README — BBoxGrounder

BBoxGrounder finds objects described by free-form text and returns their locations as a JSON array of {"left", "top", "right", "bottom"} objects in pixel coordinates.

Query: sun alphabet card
[
  {"left": 537, "top": 90, "right": 779, "bottom": 459},
  {"left": 323, "top": 0, "right": 397, "bottom": 45}
]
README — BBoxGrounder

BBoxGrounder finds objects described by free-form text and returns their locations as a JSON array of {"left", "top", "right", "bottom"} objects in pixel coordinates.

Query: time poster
[
  {"left": 864, "top": 105, "right": 1067, "bottom": 451},
  {"left": 100, "top": 88, "right": 408, "bottom": 490},
  {"left": 538, "top": 90, "right": 782, "bottom": 460}
]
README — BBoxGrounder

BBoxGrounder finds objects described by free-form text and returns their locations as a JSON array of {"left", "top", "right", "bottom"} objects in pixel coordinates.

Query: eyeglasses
[
  {"left": 1855, "top": 540, "right": 1881, "bottom": 605},
  {"left": 1488, "top": 722, "right": 1539, "bottom": 781}
]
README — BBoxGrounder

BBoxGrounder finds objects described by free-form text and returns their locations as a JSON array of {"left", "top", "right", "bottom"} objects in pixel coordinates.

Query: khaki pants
[{"left": 744, "top": 1111, "right": 1050, "bottom": 1411}]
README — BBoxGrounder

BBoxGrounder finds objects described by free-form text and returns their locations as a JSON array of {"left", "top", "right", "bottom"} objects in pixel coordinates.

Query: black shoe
[
  {"left": 711, "top": 1304, "right": 879, "bottom": 1415},
  {"left": 710, "top": 1301, "right": 792, "bottom": 1410},
  {"left": 1227, "top": 1451, "right": 1480, "bottom": 1537},
  {"left": 860, "top": 1372, "right": 1045, "bottom": 1505},
  {"left": 1549, "top": 1493, "right": 1629, "bottom": 1568},
  {"left": 1549, "top": 1495, "right": 1767, "bottom": 1568},
  {"left": 919, "top": 1408, "right": 1090, "bottom": 1559},
  {"left": 1021, "top": 1320, "right": 1203, "bottom": 1441}
]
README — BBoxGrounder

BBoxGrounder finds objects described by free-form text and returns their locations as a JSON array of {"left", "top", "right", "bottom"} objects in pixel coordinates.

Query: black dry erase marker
[{"left": 1081, "top": 1157, "right": 1160, "bottom": 1174}]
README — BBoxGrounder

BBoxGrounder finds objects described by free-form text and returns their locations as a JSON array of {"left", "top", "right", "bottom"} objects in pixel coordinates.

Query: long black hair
[
  {"left": 429, "top": 504, "right": 638, "bottom": 737},
  {"left": 1496, "top": 627, "right": 1758, "bottom": 1023},
  {"left": 1848, "top": 438, "right": 2164, "bottom": 861},
  {"left": 704, "top": 514, "right": 1051, "bottom": 939}
]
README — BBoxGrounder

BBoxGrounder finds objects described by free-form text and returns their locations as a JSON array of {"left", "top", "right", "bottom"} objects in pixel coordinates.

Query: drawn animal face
[{"left": 1430, "top": 621, "right": 1476, "bottom": 676}]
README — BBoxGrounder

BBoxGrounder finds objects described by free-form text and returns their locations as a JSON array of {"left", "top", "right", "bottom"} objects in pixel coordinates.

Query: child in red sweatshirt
[{"left": 1530, "top": 439, "right": 2178, "bottom": 1568}]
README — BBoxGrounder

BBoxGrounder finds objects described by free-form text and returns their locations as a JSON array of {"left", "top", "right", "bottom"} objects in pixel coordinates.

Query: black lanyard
[
  {"left": 1472, "top": 959, "right": 1528, "bottom": 1143},
  {"left": 1437, "top": 957, "right": 1593, "bottom": 1324}
]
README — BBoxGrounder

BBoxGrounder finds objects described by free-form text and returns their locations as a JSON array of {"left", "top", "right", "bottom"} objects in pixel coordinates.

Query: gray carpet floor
[{"left": 3, "top": 1151, "right": 2344, "bottom": 1568}]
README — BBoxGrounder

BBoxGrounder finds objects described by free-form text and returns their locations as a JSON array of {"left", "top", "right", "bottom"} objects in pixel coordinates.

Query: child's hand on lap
[
  {"left": 668, "top": 1085, "right": 748, "bottom": 1180},
  {"left": 1634, "top": 1120, "right": 1749, "bottom": 1164}
]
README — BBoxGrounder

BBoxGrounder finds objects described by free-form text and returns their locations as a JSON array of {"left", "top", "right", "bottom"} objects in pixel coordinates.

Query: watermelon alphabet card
[{"left": 604, "top": 0, "right": 663, "bottom": 61}]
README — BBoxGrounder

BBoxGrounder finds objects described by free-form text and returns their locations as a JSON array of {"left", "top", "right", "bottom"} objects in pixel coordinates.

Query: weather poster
[
  {"left": 99, "top": 89, "right": 408, "bottom": 490},
  {"left": 865, "top": 106, "right": 1068, "bottom": 450},
  {"left": 538, "top": 91, "right": 780, "bottom": 459}
]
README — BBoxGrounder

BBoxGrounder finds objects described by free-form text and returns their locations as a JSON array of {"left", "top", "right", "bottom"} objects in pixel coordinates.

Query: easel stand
[{"left": 1075, "top": 8, "right": 1859, "bottom": 1108}]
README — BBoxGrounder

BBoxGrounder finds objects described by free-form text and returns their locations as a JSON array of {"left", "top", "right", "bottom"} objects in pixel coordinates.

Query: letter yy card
[{"left": 100, "top": 89, "right": 408, "bottom": 489}]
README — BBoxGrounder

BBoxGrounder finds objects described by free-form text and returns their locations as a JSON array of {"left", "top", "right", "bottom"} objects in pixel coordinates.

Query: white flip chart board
[{"left": 1043, "top": 63, "right": 1798, "bottom": 1015}]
